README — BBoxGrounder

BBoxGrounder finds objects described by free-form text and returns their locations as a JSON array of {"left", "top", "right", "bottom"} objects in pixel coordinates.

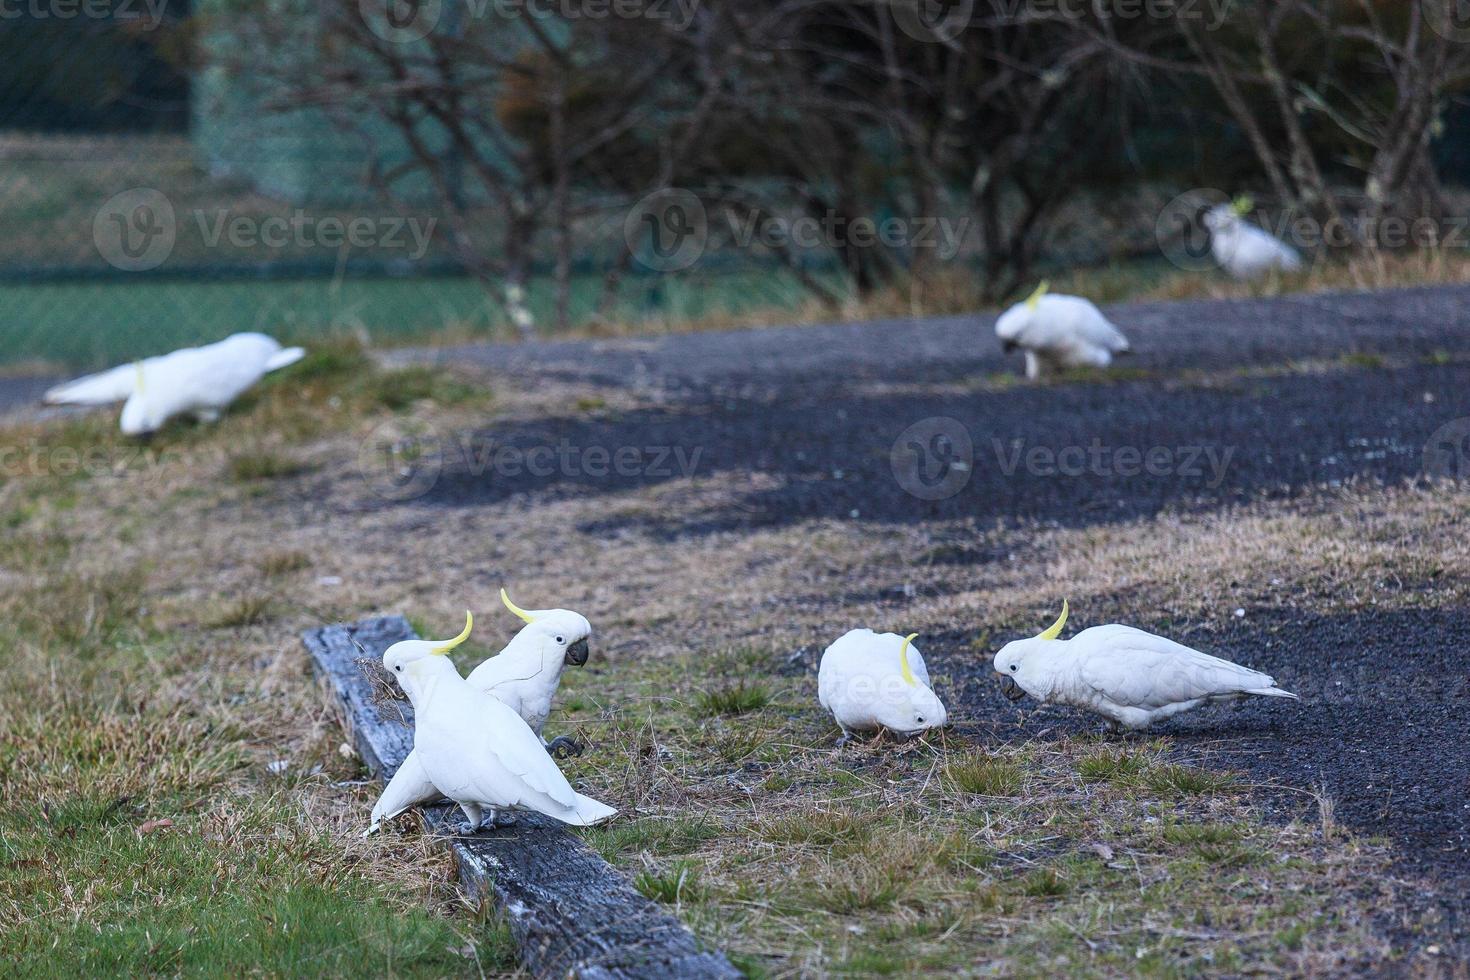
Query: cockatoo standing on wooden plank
[
  {"left": 369, "top": 589, "right": 593, "bottom": 833},
  {"left": 378, "top": 611, "right": 616, "bottom": 835}
]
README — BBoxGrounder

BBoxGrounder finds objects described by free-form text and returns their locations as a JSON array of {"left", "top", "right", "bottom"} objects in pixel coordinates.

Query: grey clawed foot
[
  {"left": 545, "top": 736, "right": 583, "bottom": 760},
  {"left": 491, "top": 811, "right": 517, "bottom": 827},
  {"left": 455, "top": 819, "right": 479, "bottom": 835}
]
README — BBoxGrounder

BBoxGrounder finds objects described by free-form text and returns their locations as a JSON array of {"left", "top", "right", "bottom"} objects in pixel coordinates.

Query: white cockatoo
[
  {"left": 994, "top": 282, "right": 1132, "bottom": 380},
  {"left": 378, "top": 611, "right": 616, "bottom": 834},
  {"left": 993, "top": 601, "right": 1299, "bottom": 731},
  {"left": 818, "top": 629, "right": 948, "bottom": 742},
  {"left": 1202, "top": 197, "right": 1303, "bottom": 280},
  {"left": 43, "top": 332, "right": 305, "bottom": 436},
  {"left": 369, "top": 589, "right": 592, "bottom": 833}
]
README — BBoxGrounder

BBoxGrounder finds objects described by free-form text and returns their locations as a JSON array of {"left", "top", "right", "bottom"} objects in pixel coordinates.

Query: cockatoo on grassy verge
[
  {"left": 993, "top": 600, "right": 1299, "bottom": 731},
  {"left": 378, "top": 612, "right": 616, "bottom": 835},
  {"left": 818, "top": 629, "right": 948, "bottom": 743},
  {"left": 43, "top": 332, "right": 305, "bottom": 436},
  {"left": 1202, "top": 197, "right": 1303, "bottom": 280},
  {"left": 369, "top": 589, "right": 592, "bottom": 834},
  {"left": 994, "top": 282, "right": 1132, "bottom": 380}
]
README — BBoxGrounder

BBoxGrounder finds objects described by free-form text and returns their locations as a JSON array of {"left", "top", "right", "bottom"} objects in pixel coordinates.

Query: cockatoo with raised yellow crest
[
  {"left": 1202, "top": 196, "right": 1303, "bottom": 280},
  {"left": 43, "top": 332, "right": 305, "bottom": 436},
  {"left": 817, "top": 629, "right": 948, "bottom": 743},
  {"left": 369, "top": 589, "right": 593, "bottom": 833},
  {"left": 376, "top": 610, "right": 615, "bottom": 834},
  {"left": 993, "top": 600, "right": 1299, "bottom": 731},
  {"left": 994, "top": 282, "right": 1131, "bottom": 380}
]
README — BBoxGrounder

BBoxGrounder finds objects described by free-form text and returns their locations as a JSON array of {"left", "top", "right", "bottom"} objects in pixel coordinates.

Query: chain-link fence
[{"left": 0, "top": 11, "right": 824, "bottom": 370}]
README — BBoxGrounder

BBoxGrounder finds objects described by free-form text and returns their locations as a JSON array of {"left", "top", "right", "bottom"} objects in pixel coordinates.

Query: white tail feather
[
  {"left": 44, "top": 363, "right": 138, "bottom": 405},
  {"left": 562, "top": 793, "right": 617, "bottom": 826},
  {"left": 1248, "top": 687, "right": 1299, "bottom": 700}
]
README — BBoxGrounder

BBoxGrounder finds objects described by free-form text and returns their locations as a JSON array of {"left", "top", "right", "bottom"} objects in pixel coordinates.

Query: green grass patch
[
  {"left": 633, "top": 861, "right": 704, "bottom": 905},
  {"left": 692, "top": 679, "right": 772, "bottom": 718},
  {"left": 946, "top": 753, "right": 1024, "bottom": 796}
]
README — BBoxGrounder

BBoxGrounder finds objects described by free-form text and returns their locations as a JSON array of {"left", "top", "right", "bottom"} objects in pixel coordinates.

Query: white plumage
[
  {"left": 378, "top": 613, "right": 615, "bottom": 834},
  {"left": 817, "top": 629, "right": 947, "bottom": 740},
  {"left": 993, "top": 603, "right": 1298, "bottom": 731},
  {"left": 44, "top": 332, "right": 305, "bottom": 435},
  {"left": 994, "top": 283, "right": 1131, "bottom": 380},
  {"left": 1202, "top": 202, "right": 1303, "bottom": 280},
  {"left": 370, "top": 591, "right": 591, "bottom": 832}
]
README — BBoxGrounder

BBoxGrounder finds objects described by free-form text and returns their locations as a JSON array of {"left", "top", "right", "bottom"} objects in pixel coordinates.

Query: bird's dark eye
[
  {"left": 916, "top": 716, "right": 925, "bottom": 723},
  {"left": 395, "top": 665, "right": 402, "bottom": 672},
  {"left": 555, "top": 635, "right": 565, "bottom": 644},
  {"left": 1010, "top": 664, "right": 1018, "bottom": 672}
]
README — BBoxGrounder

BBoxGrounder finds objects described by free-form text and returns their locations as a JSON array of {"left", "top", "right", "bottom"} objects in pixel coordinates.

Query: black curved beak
[
  {"left": 1002, "top": 339, "right": 1018, "bottom": 354},
  {"left": 999, "top": 675, "right": 1027, "bottom": 702},
  {"left": 565, "top": 638, "right": 590, "bottom": 667}
]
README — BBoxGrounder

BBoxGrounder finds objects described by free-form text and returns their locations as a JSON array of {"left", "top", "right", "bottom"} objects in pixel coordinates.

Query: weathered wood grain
[{"left": 303, "top": 616, "right": 741, "bottom": 980}]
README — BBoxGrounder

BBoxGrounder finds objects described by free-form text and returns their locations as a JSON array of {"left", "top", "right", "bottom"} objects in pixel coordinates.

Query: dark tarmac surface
[{"left": 397, "top": 283, "right": 1470, "bottom": 955}]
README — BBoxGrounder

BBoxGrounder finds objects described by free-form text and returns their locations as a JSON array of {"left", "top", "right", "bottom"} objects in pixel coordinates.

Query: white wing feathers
[{"left": 1074, "top": 625, "right": 1293, "bottom": 708}]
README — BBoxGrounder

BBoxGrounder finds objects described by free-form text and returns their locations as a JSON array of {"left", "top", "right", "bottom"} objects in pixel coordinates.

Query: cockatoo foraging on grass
[
  {"left": 818, "top": 629, "right": 948, "bottom": 743},
  {"left": 994, "top": 282, "right": 1132, "bottom": 380},
  {"left": 43, "top": 332, "right": 305, "bottom": 436},
  {"left": 1202, "top": 197, "right": 1303, "bottom": 280},
  {"left": 378, "top": 611, "right": 616, "bottom": 835},
  {"left": 993, "top": 601, "right": 1299, "bottom": 731},
  {"left": 369, "top": 589, "right": 593, "bottom": 834}
]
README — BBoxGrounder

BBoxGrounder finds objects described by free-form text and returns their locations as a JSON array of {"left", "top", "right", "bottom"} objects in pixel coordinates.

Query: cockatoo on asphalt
[
  {"left": 43, "top": 332, "right": 305, "bottom": 436},
  {"left": 818, "top": 629, "right": 948, "bottom": 742},
  {"left": 1202, "top": 197, "right": 1303, "bottom": 280},
  {"left": 994, "top": 282, "right": 1132, "bottom": 380},
  {"left": 378, "top": 611, "right": 616, "bottom": 834},
  {"left": 369, "top": 589, "right": 592, "bottom": 833},
  {"left": 993, "top": 601, "right": 1299, "bottom": 731}
]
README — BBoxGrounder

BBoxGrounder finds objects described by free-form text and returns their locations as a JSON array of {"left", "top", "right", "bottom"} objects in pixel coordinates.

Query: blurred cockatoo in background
[
  {"left": 994, "top": 282, "right": 1132, "bottom": 380},
  {"left": 1202, "top": 197, "right": 1303, "bottom": 280},
  {"left": 43, "top": 332, "right": 305, "bottom": 435}
]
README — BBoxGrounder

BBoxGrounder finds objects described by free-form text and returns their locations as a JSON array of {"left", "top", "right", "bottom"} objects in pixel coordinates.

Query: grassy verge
[{"left": 1, "top": 342, "right": 1459, "bottom": 975}]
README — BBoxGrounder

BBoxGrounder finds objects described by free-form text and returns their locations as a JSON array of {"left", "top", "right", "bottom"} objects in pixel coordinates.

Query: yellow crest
[
  {"left": 430, "top": 610, "right": 474, "bottom": 654},
  {"left": 898, "top": 632, "right": 919, "bottom": 686},
  {"left": 1036, "top": 599, "right": 1068, "bottom": 641},
  {"left": 1024, "top": 281, "right": 1049, "bottom": 311},
  {"left": 500, "top": 588, "right": 536, "bottom": 624}
]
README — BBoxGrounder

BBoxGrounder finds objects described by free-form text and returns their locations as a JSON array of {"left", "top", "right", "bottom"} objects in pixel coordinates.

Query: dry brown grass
[{"left": 2, "top": 343, "right": 1461, "bottom": 975}]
